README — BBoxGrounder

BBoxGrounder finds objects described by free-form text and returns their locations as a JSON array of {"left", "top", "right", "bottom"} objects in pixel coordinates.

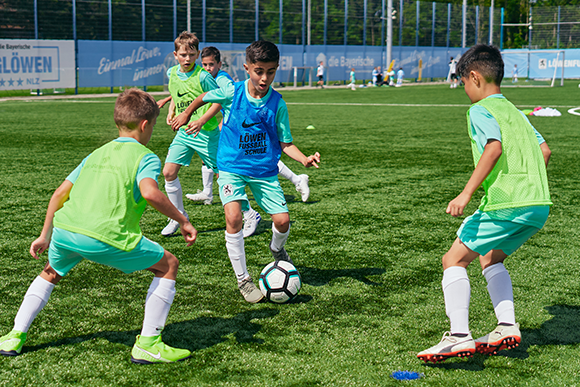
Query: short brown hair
[
  {"left": 246, "top": 40, "right": 279, "bottom": 64},
  {"left": 174, "top": 31, "right": 199, "bottom": 52},
  {"left": 114, "top": 88, "right": 159, "bottom": 131}
]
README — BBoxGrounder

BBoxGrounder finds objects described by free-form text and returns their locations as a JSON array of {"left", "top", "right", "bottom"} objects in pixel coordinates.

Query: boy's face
[
  {"left": 142, "top": 116, "right": 157, "bottom": 145},
  {"left": 244, "top": 61, "right": 278, "bottom": 97},
  {"left": 201, "top": 55, "right": 222, "bottom": 78},
  {"left": 174, "top": 45, "right": 199, "bottom": 73}
]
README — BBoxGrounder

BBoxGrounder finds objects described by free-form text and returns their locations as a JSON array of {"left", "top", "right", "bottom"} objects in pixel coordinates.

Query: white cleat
[
  {"left": 242, "top": 212, "right": 262, "bottom": 238},
  {"left": 161, "top": 213, "right": 188, "bottom": 236},
  {"left": 475, "top": 323, "right": 521, "bottom": 355},
  {"left": 185, "top": 190, "right": 213, "bottom": 205},
  {"left": 295, "top": 174, "right": 310, "bottom": 202},
  {"left": 417, "top": 332, "right": 475, "bottom": 363}
]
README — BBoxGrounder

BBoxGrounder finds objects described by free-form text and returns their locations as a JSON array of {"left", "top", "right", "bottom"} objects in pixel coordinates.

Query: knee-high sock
[
  {"left": 483, "top": 263, "right": 515, "bottom": 325},
  {"left": 270, "top": 223, "right": 290, "bottom": 252},
  {"left": 277, "top": 160, "right": 301, "bottom": 186},
  {"left": 442, "top": 266, "right": 471, "bottom": 335},
  {"left": 165, "top": 177, "right": 185, "bottom": 214},
  {"left": 201, "top": 165, "right": 214, "bottom": 196},
  {"left": 13, "top": 276, "right": 55, "bottom": 333},
  {"left": 225, "top": 230, "right": 248, "bottom": 282},
  {"left": 141, "top": 277, "right": 176, "bottom": 337}
]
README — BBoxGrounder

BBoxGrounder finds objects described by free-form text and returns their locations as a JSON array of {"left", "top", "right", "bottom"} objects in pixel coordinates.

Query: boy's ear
[
  {"left": 138, "top": 119, "right": 148, "bottom": 132},
  {"left": 243, "top": 63, "right": 249, "bottom": 72}
]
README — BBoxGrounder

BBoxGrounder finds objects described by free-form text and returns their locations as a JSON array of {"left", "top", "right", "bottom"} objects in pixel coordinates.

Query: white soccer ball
[{"left": 259, "top": 260, "right": 301, "bottom": 303}]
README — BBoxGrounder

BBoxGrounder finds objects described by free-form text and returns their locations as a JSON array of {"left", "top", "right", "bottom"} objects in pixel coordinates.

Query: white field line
[{"left": 286, "top": 102, "right": 578, "bottom": 108}]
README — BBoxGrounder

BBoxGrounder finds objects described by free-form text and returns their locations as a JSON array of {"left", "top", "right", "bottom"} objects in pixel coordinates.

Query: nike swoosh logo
[
  {"left": 177, "top": 91, "right": 187, "bottom": 98},
  {"left": 282, "top": 202, "right": 287, "bottom": 206},
  {"left": 138, "top": 347, "right": 162, "bottom": 360},
  {"left": 242, "top": 119, "right": 261, "bottom": 128}
]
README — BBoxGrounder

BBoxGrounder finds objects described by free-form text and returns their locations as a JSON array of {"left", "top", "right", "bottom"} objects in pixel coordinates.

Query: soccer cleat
[
  {"left": 0, "top": 330, "right": 27, "bottom": 356},
  {"left": 295, "top": 174, "right": 310, "bottom": 202},
  {"left": 161, "top": 213, "right": 189, "bottom": 236},
  {"left": 238, "top": 277, "right": 264, "bottom": 303},
  {"left": 475, "top": 323, "right": 521, "bottom": 355},
  {"left": 131, "top": 335, "right": 191, "bottom": 364},
  {"left": 417, "top": 332, "right": 475, "bottom": 363},
  {"left": 243, "top": 212, "right": 262, "bottom": 238},
  {"left": 185, "top": 190, "right": 213, "bottom": 205},
  {"left": 270, "top": 245, "right": 294, "bottom": 265}
]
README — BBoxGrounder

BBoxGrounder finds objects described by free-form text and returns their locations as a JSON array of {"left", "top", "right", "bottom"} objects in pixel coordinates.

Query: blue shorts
[
  {"left": 457, "top": 211, "right": 543, "bottom": 256},
  {"left": 165, "top": 128, "right": 219, "bottom": 172},
  {"left": 48, "top": 228, "right": 164, "bottom": 277},
  {"left": 217, "top": 171, "right": 288, "bottom": 214}
]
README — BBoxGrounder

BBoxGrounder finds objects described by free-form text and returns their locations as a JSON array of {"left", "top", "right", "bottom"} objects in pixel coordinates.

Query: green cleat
[
  {"left": 131, "top": 335, "right": 191, "bottom": 364},
  {"left": 0, "top": 330, "right": 27, "bottom": 356}
]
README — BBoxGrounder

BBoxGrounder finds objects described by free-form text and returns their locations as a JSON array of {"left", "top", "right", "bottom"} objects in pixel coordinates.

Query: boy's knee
[
  {"left": 273, "top": 214, "right": 290, "bottom": 233},
  {"left": 163, "top": 164, "right": 180, "bottom": 181},
  {"left": 40, "top": 263, "right": 62, "bottom": 285}
]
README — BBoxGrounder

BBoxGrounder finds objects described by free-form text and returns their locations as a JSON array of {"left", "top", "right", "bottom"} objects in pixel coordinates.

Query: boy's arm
[
  {"left": 157, "top": 96, "right": 172, "bottom": 109},
  {"left": 447, "top": 140, "right": 502, "bottom": 217},
  {"left": 139, "top": 178, "right": 197, "bottom": 246},
  {"left": 280, "top": 142, "right": 321, "bottom": 168},
  {"left": 540, "top": 142, "right": 551, "bottom": 167},
  {"left": 167, "top": 99, "right": 176, "bottom": 126},
  {"left": 185, "top": 102, "right": 222, "bottom": 136},
  {"left": 170, "top": 92, "right": 210, "bottom": 131},
  {"left": 30, "top": 180, "right": 73, "bottom": 259}
]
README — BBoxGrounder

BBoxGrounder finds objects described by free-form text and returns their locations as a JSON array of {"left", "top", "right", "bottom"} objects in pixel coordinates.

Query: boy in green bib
[
  {"left": 161, "top": 31, "right": 222, "bottom": 236},
  {"left": 0, "top": 89, "right": 197, "bottom": 364},
  {"left": 417, "top": 45, "right": 552, "bottom": 363}
]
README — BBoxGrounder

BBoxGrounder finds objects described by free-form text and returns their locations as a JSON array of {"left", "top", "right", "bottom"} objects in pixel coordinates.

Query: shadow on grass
[
  {"left": 422, "top": 304, "right": 580, "bottom": 370},
  {"left": 22, "top": 308, "right": 279, "bottom": 354},
  {"left": 299, "top": 266, "right": 386, "bottom": 286}
]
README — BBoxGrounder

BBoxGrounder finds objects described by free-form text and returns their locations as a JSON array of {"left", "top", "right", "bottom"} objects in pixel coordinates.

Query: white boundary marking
[{"left": 568, "top": 107, "right": 580, "bottom": 116}]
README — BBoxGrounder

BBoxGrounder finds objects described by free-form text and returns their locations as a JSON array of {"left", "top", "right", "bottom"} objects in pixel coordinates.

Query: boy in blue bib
[{"left": 181, "top": 40, "right": 320, "bottom": 303}]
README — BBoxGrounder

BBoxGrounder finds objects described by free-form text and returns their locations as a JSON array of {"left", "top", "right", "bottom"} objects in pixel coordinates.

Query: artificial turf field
[{"left": 1, "top": 82, "right": 580, "bottom": 386}]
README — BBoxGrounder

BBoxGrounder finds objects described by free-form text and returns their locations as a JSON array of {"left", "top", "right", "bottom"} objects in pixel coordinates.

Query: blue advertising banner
[
  {"left": 0, "top": 39, "right": 75, "bottom": 91},
  {"left": 502, "top": 49, "right": 580, "bottom": 79}
]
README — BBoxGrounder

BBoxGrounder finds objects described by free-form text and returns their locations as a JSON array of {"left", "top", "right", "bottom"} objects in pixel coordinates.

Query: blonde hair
[
  {"left": 114, "top": 88, "right": 159, "bottom": 131},
  {"left": 174, "top": 31, "right": 199, "bottom": 52}
]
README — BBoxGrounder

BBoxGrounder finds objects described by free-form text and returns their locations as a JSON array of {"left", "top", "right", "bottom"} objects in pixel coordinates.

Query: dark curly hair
[{"left": 456, "top": 44, "right": 504, "bottom": 85}]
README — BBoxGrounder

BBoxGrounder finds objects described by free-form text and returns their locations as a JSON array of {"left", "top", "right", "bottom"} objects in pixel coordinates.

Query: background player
[
  {"left": 449, "top": 56, "right": 458, "bottom": 88},
  {"left": 160, "top": 31, "right": 222, "bottom": 236},
  {"left": 396, "top": 67, "right": 404, "bottom": 87},
  {"left": 417, "top": 45, "right": 552, "bottom": 363},
  {"left": 316, "top": 61, "right": 324, "bottom": 88},
  {"left": 0, "top": 89, "right": 196, "bottom": 364}
]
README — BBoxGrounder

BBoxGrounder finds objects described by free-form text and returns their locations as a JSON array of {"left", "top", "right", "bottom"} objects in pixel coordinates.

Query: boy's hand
[
  {"left": 180, "top": 222, "right": 197, "bottom": 246},
  {"left": 446, "top": 192, "right": 472, "bottom": 217},
  {"left": 171, "top": 112, "right": 190, "bottom": 131},
  {"left": 166, "top": 112, "right": 175, "bottom": 126},
  {"left": 303, "top": 152, "right": 321, "bottom": 168},
  {"left": 30, "top": 236, "right": 50, "bottom": 259},
  {"left": 185, "top": 120, "right": 203, "bottom": 137}
]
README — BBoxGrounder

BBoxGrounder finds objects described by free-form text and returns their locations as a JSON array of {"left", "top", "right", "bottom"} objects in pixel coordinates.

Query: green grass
[{"left": 1, "top": 82, "right": 580, "bottom": 386}]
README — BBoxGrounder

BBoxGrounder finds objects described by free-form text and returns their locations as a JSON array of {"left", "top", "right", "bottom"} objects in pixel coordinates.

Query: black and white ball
[{"left": 259, "top": 260, "right": 301, "bottom": 303}]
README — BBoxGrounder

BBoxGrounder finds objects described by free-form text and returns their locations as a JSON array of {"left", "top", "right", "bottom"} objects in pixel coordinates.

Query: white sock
[
  {"left": 201, "top": 165, "right": 214, "bottom": 196},
  {"left": 270, "top": 223, "right": 290, "bottom": 252},
  {"left": 13, "top": 276, "right": 55, "bottom": 333},
  {"left": 442, "top": 266, "right": 471, "bottom": 335},
  {"left": 277, "top": 160, "right": 301, "bottom": 186},
  {"left": 483, "top": 263, "right": 515, "bottom": 325},
  {"left": 165, "top": 177, "right": 185, "bottom": 214},
  {"left": 225, "top": 230, "right": 248, "bottom": 282},
  {"left": 243, "top": 206, "right": 256, "bottom": 221},
  {"left": 141, "top": 277, "right": 176, "bottom": 337}
]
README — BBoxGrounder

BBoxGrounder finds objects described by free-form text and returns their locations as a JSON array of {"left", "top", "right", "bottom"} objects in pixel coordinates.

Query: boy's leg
[
  {"left": 277, "top": 160, "right": 310, "bottom": 202},
  {"left": 475, "top": 250, "right": 521, "bottom": 354},
  {"left": 269, "top": 213, "right": 293, "bottom": 265},
  {"left": 1, "top": 263, "right": 60, "bottom": 356},
  {"left": 162, "top": 163, "right": 188, "bottom": 236},
  {"left": 417, "top": 238, "right": 478, "bottom": 363},
  {"left": 132, "top": 250, "right": 191, "bottom": 364}
]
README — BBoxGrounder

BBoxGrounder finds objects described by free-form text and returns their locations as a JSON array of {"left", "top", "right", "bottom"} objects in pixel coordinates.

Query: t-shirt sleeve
[
  {"left": 65, "top": 155, "right": 90, "bottom": 183},
  {"left": 276, "top": 99, "right": 293, "bottom": 143},
  {"left": 200, "top": 71, "right": 219, "bottom": 92},
  {"left": 136, "top": 153, "right": 161, "bottom": 185},
  {"left": 469, "top": 105, "right": 502, "bottom": 154},
  {"left": 203, "top": 82, "right": 234, "bottom": 107},
  {"left": 216, "top": 74, "right": 234, "bottom": 89},
  {"left": 519, "top": 111, "right": 546, "bottom": 145}
]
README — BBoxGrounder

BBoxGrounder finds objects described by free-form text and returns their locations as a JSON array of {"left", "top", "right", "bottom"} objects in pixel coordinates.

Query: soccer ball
[{"left": 259, "top": 260, "right": 301, "bottom": 303}]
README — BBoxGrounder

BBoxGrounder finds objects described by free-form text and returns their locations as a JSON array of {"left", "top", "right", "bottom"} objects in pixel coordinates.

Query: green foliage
[{"left": 1, "top": 83, "right": 580, "bottom": 385}]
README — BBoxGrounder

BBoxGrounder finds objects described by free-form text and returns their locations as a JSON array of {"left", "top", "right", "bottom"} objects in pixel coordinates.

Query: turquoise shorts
[
  {"left": 165, "top": 128, "right": 219, "bottom": 172},
  {"left": 48, "top": 228, "right": 164, "bottom": 277},
  {"left": 217, "top": 171, "right": 288, "bottom": 214},
  {"left": 457, "top": 211, "right": 543, "bottom": 256}
]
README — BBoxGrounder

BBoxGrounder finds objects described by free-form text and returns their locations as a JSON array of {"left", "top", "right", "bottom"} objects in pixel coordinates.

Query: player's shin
[
  {"left": 13, "top": 276, "right": 55, "bottom": 333},
  {"left": 142, "top": 277, "right": 176, "bottom": 337},
  {"left": 442, "top": 266, "right": 471, "bottom": 334}
]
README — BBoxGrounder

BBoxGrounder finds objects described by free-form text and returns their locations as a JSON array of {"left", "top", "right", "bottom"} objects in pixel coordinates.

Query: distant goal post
[
  {"left": 289, "top": 67, "right": 314, "bottom": 87},
  {"left": 501, "top": 50, "right": 565, "bottom": 87}
]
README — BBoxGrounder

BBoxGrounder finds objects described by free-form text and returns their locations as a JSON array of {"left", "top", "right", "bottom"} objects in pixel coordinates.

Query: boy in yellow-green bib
[
  {"left": 161, "top": 31, "right": 222, "bottom": 236},
  {"left": 0, "top": 89, "right": 197, "bottom": 364},
  {"left": 417, "top": 45, "right": 552, "bottom": 363}
]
